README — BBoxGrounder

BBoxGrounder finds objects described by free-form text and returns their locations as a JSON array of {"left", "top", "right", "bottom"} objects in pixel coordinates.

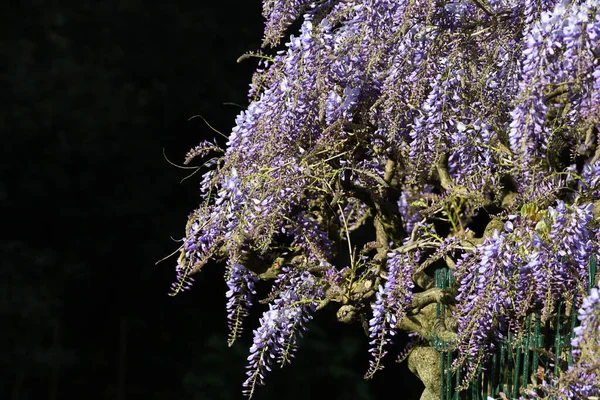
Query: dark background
[{"left": 1, "top": 1, "right": 422, "bottom": 399}]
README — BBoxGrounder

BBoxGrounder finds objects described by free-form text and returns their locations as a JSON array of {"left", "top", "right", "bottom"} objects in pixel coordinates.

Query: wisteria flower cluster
[
  {"left": 242, "top": 267, "right": 324, "bottom": 398},
  {"left": 366, "top": 248, "right": 416, "bottom": 378},
  {"left": 522, "top": 284, "right": 600, "bottom": 399},
  {"left": 452, "top": 201, "right": 598, "bottom": 388},
  {"left": 168, "top": 0, "right": 600, "bottom": 398},
  {"left": 225, "top": 260, "right": 258, "bottom": 346},
  {"left": 564, "top": 284, "right": 600, "bottom": 398}
]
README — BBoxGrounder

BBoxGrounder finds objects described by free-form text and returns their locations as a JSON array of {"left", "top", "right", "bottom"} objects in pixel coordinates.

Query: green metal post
[
  {"left": 446, "top": 350, "right": 452, "bottom": 400},
  {"left": 554, "top": 302, "right": 563, "bottom": 376},
  {"left": 499, "top": 340, "right": 506, "bottom": 394},
  {"left": 522, "top": 315, "right": 531, "bottom": 391},
  {"left": 512, "top": 335, "right": 521, "bottom": 399},
  {"left": 568, "top": 303, "right": 577, "bottom": 367},
  {"left": 507, "top": 332, "right": 513, "bottom": 396},
  {"left": 491, "top": 352, "right": 498, "bottom": 395},
  {"left": 477, "top": 366, "right": 482, "bottom": 399},
  {"left": 455, "top": 363, "right": 461, "bottom": 400},
  {"left": 441, "top": 350, "right": 446, "bottom": 400},
  {"left": 531, "top": 314, "right": 540, "bottom": 385},
  {"left": 483, "top": 358, "right": 490, "bottom": 399}
]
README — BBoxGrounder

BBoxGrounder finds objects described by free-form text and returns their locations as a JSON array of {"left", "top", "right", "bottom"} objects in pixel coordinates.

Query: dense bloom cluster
[
  {"left": 566, "top": 284, "right": 600, "bottom": 396},
  {"left": 288, "top": 212, "right": 333, "bottom": 263},
  {"left": 366, "top": 249, "right": 415, "bottom": 378},
  {"left": 453, "top": 201, "right": 598, "bottom": 387},
  {"left": 171, "top": 0, "right": 600, "bottom": 397},
  {"left": 509, "top": 0, "right": 600, "bottom": 189},
  {"left": 225, "top": 261, "right": 259, "bottom": 346},
  {"left": 242, "top": 267, "right": 324, "bottom": 397},
  {"left": 581, "top": 159, "right": 600, "bottom": 200},
  {"left": 522, "top": 284, "right": 600, "bottom": 399},
  {"left": 261, "top": 0, "right": 311, "bottom": 47}
]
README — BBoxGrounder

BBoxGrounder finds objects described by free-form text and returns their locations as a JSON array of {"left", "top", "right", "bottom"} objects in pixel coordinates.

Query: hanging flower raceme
[
  {"left": 509, "top": 0, "right": 600, "bottom": 189},
  {"left": 522, "top": 283, "right": 600, "bottom": 399},
  {"left": 225, "top": 260, "right": 259, "bottom": 346},
  {"left": 366, "top": 248, "right": 416, "bottom": 378},
  {"left": 242, "top": 267, "right": 325, "bottom": 398},
  {"left": 453, "top": 201, "right": 597, "bottom": 388}
]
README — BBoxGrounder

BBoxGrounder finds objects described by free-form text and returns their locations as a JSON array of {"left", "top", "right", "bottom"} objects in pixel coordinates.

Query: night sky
[{"left": 2, "top": 1, "right": 423, "bottom": 399}]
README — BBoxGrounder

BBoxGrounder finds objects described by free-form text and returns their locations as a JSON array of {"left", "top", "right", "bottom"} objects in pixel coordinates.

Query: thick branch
[
  {"left": 413, "top": 270, "right": 435, "bottom": 290},
  {"left": 397, "top": 303, "right": 458, "bottom": 344},
  {"left": 593, "top": 199, "right": 600, "bottom": 221},
  {"left": 409, "top": 287, "right": 456, "bottom": 314},
  {"left": 436, "top": 153, "right": 453, "bottom": 191},
  {"left": 470, "top": 0, "right": 492, "bottom": 16},
  {"left": 396, "top": 303, "right": 437, "bottom": 339},
  {"left": 544, "top": 83, "right": 570, "bottom": 104},
  {"left": 383, "top": 158, "right": 396, "bottom": 184},
  {"left": 592, "top": 137, "right": 600, "bottom": 165}
]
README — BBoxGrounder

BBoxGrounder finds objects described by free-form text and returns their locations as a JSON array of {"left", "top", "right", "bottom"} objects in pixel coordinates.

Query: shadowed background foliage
[{"left": 1, "top": 1, "right": 422, "bottom": 399}]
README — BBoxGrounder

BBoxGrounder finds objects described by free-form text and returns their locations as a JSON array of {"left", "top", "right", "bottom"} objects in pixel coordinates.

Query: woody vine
[{"left": 168, "top": 1, "right": 600, "bottom": 398}]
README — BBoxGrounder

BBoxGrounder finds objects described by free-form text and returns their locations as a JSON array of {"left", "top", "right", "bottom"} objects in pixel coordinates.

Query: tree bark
[{"left": 408, "top": 346, "right": 442, "bottom": 400}]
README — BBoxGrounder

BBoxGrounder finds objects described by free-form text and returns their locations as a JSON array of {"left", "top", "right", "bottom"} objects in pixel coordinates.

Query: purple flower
[
  {"left": 225, "top": 261, "right": 258, "bottom": 346},
  {"left": 172, "top": 0, "right": 600, "bottom": 397},
  {"left": 261, "top": 0, "right": 312, "bottom": 47},
  {"left": 453, "top": 201, "right": 598, "bottom": 388},
  {"left": 509, "top": 0, "right": 600, "bottom": 188},
  {"left": 366, "top": 248, "right": 415, "bottom": 378},
  {"left": 580, "top": 159, "right": 600, "bottom": 200},
  {"left": 526, "top": 283, "right": 600, "bottom": 399},
  {"left": 243, "top": 267, "right": 324, "bottom": 398}
]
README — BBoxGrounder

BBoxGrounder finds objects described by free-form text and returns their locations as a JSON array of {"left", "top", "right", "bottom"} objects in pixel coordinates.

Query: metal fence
[{"left": 434, "top": 254, "right": 598, "bottom": 400}]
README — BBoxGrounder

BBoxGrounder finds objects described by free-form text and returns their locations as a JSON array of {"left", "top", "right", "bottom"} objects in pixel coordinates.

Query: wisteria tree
[{"left": 169, "top": 0, "right": 600, "bottom": 399}]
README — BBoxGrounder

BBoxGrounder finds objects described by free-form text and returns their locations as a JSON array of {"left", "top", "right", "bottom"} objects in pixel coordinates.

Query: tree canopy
[{"left": 171, "top": 0, "right": 600, "bottom": 398}]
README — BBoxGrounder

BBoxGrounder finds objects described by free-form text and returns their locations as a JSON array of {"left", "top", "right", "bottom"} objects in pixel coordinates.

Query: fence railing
[{"left": 434, "top": 254, "right": 598, "bottom": 400}]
